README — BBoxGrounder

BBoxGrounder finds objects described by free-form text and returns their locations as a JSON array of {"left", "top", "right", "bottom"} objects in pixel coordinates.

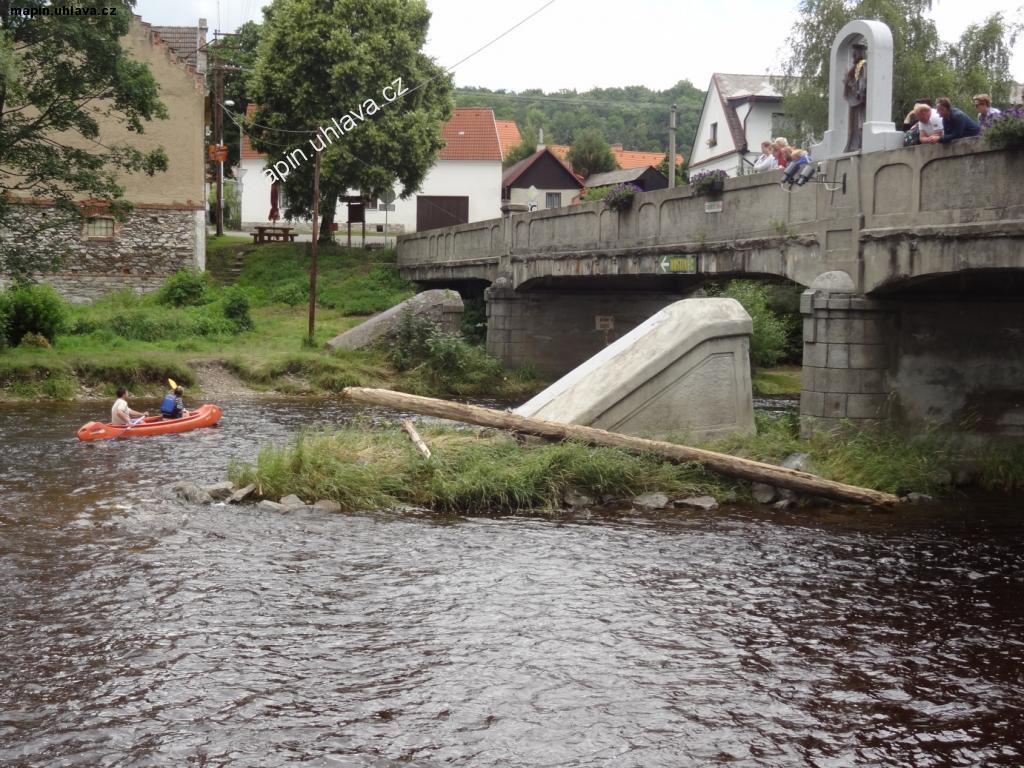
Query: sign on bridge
[{"left": 658, "top": 255, "right": 698, "bottom": 274}]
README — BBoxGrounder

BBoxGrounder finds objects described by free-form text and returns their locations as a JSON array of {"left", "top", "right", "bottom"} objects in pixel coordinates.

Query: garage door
[{"left": 416, "top": 196, "right": 469, "bottom": 231}]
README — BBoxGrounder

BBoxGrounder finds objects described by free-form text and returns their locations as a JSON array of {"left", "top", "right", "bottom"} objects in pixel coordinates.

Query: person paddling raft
[
  {"left": 112, "top": 387, "right": 147, "bottom": 426},
  {"left": 160, "top": 379, "right": 190, "bottom": 419}
]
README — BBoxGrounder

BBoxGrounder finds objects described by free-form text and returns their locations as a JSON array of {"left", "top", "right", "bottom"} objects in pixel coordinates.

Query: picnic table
[{"left": 251, "top": 225, "right": 297, "bottom": 244}]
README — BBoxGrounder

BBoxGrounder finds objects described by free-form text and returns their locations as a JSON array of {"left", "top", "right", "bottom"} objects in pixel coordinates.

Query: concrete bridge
[{"left": 397, "top": 141, "right": 1024, "bottom": 437}]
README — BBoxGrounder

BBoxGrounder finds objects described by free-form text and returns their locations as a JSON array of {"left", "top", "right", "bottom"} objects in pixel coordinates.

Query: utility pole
[
  {"left": 214, "top": 61, "right": 225, "bottom": 236},
  {"left": 307, "top": 149, "right": 321, "bottom": 345},
  {"left": 668, "top": 103, "right": 678, "bottom": 188},
  {"left": 209, "top": 32, "right": 240, "bottom": 237}
]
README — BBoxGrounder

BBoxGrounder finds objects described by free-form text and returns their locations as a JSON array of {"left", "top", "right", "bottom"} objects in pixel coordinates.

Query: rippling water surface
[{"left": 1, "top": 399, "right": 1023, "bottom": 767}]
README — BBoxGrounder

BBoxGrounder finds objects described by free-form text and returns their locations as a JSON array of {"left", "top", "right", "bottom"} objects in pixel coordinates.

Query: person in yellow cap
[{"left": 159, "top": 378, "right": 190, "bottom": 419}]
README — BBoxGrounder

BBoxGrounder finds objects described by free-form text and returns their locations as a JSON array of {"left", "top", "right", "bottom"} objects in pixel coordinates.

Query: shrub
[
  {"left": 388, "top": 309, "right": 437, "bottom": 371},
  {"left": 688, "top": 169, "right": 728, "bottom": 195},
  {"left": 6, "top": 284, "right": 66, "bottom": 345},
  {"left": 157, "top": 270, "right": 209, "bottom": 307},
  {"left": 983, "top": 106, "right": 1024, "bottom": 149},
  {"left": 711, "top": 281, "right": 795, "bottom": 368},
  {"left": 602, "top": 182, "right": 641, "bottom": 211},
  {"left": 270, "top": 280, "right": 308, "bottom": 306},
  {"left": 0, "top": 291, "right": 11, "bottom": 349},
  {"left": 19, "top": 332, "right": 51, "bottom": 349},
  {"left": 222, "top": 286, "right": 254, "bottom": 331}
]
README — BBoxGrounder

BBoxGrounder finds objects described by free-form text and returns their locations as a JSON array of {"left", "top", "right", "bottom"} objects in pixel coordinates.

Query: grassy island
[{"left": 230, "top": 412, "right": 1024, "bottom": 512}]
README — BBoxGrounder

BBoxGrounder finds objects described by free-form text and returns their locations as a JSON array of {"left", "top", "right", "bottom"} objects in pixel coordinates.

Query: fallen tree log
[{"left": 342, "top": 387, "right": 901, "bottom": 508}]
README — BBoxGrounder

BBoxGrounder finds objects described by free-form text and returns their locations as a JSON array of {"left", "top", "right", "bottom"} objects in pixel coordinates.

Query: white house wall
[
  {"left": 241, "top": 158, "right": 501, "bottom": 233},
  {"left": 239, "top": 159, "right": 273, "bottom": 228},
  {"left": 687, "top": 83, "right": 737, "bottom": 171},
  {"left": 507, "top": 186, "right": 580, "bottom": 209},
  {"left": 360, "top": 160, "right": 501, "bottom": 232}
]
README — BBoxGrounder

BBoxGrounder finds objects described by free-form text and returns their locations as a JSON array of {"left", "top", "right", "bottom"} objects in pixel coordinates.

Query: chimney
[{"left": 536, "top": 127, "right": 545, "bottom": 152}]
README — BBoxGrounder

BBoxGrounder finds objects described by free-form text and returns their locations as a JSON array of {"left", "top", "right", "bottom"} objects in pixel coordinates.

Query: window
[
  {"left": 708, "top": 122, "right": 718, "bottom": 147},
  {"left": 364, "top": 197, "right": 394, "bottom": 212},
  {"left": 84, "top": 217, "right": 114, "bottom": 239},
  {"left": 771, "top": 113, "right": 788, "bottom": 139},
  {"left": 545, "top": 192, "right": 561, "bottom": 209}
]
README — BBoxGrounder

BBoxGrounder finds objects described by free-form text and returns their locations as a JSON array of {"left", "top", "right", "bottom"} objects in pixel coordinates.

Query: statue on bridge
[
  {"left": 811, "top": 20, "right": 904, "bottom": 161},
  {"left": 842, "top": 41, "right": 868, "bottom": 152}
]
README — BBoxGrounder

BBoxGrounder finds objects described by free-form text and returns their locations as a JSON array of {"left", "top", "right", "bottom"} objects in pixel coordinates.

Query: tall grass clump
[{"left": 230, "top": 426, "right": 731, "bottom": 514}]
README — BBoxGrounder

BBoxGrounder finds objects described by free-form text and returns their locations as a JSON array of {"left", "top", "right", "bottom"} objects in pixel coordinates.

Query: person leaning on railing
[
  {"left": 936, "top": 97, "right": 981, "bottom": 143},
  {"left": 973, "top": 93, "right": 1002, "bottom": 131}
]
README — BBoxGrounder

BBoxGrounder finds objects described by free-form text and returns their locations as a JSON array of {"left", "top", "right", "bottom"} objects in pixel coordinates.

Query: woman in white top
[{"left": 752, "top": 141, "right": 778, "bottom": 171}]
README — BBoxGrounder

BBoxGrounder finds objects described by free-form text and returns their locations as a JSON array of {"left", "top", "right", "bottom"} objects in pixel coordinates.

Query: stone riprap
[
  {"left": 515, "top": 298, "right": 754, "bottom": 441},
  {"left": 325, "top": 289, "right": 464, "bottom": 351}
]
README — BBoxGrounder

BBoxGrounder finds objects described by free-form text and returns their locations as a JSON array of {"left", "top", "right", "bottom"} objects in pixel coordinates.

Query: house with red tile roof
[
  {"left": 687, "top": 73, "right": 791, "bottom": 177},
  {"left": 548, "top": 143, "right": 683, "bottom": 176},
  {"left": 238, "top": 107, "right": 502, "bottom": 233},
  {"left": 495, "top": 119, "right": 523, "bottom": 159}
]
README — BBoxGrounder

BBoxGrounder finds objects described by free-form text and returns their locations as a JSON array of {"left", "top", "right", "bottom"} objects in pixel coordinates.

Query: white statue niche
[{"left": 812, "top": 19, "right": 905, "bottom": 161}]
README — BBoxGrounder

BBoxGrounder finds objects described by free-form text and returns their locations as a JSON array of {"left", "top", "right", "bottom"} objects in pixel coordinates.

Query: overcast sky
[{"left": 135, "top": 0, "right": 1024, "bottom": 93}]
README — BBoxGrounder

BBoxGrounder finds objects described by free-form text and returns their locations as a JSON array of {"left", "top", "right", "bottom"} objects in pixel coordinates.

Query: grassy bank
[
  {"left": 0, "top": 241, "right": 544, "bottom": 401},
  {"left": 230, "top": 412, "right": 1024, "bottom": 513},
  {"left": 230, "top": 426, "right": 738, "bottom": 514}
]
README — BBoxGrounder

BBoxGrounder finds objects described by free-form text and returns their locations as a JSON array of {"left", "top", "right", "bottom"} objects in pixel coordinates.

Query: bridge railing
[{"left": 397, "top": 141, "right": 1023, "bottom": 286}]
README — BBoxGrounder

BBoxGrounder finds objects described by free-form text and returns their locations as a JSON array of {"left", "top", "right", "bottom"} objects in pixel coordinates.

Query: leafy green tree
[
  {"left": 248, "top": 0, "right": 453, "bottom": 241},
  {"left": 0, "top": 0, "right": 168, "bottom": 280},
  {"left": 948, "top": 14, "right": 1021, "bottom": 105},
  {"left": 780, "top": 0, "right": 1018, "bottom": 145},
  {"left": 503, "top": 132, "right": 539, "bottom": 168},
  {"left": 566, "top": 127, "right": 618, "bottom": 179},
  {"left": 656, "top": 153, "right": 686, "bottom": 186}
]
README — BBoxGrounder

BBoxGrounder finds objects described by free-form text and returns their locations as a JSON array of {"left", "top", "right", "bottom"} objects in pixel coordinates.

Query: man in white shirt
[
  {"left": 111, "top": 387, "right": 147, "bottom": 426},
  {"left": 911, "top": 103, "right": 944, "bottom": 144}
]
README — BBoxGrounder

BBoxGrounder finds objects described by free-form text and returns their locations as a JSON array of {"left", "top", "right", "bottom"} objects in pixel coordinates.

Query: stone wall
[
  {"left": 0, "top": 204, "right": 201, "bottom": 303},
  {"left": 485, "top": 279, "right": 685, "bottom": 376}
]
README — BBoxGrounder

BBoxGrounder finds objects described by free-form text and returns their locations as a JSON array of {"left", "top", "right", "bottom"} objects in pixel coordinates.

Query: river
[{"left": 1, "top": 399, "right": 1022, "bottom": 767}]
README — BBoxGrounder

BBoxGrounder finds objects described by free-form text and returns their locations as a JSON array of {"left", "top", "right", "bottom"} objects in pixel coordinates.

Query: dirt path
[{"left": 189, "top": 360, "right": 259, "bottom": 399}]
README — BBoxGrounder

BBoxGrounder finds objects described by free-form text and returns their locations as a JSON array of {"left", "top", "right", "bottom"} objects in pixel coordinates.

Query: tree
[
  {"left": 948, "top": 14, "right": 1021, "bottom": 105},
  {"left": 780, "top": 0, "right": 1018, "bottom": 146},
  {"left": 248, "top": 0, "right": 453, "bottom": 241},
  {"left": 656, "top": 153, "right": 686, "bottom": 187},
  {"left": 566, "top": 127, "right": 618, "bottom": 179},
  {"left": 503, "top": 131, "right": 539, "bottom": 168},
  {"left": 0, "top": 0, "right": 168, "bottom": 280}
]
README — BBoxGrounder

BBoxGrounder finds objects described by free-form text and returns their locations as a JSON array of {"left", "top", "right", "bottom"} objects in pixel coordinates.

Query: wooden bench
[{"left": 251, "top": 226, "right": 297, "bottom": 244}]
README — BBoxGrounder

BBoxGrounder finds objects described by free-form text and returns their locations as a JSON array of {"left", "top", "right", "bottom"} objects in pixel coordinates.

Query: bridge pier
[
  {"left": 800, "top": 290, "right": 895, "bottom": 436},
  {"left": 485, "top": 279, "right": 685, "bottom": 376}
]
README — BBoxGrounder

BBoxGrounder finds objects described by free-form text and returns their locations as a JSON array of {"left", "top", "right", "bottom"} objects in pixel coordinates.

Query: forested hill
[{"left": 453, "top": 81, "right": 707, "bottom": 156}]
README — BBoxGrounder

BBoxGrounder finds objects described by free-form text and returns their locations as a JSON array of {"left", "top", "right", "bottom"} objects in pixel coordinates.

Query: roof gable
[
  {"left": 440, "top": 108, "right": 502, "bottom": 161},
  {"left": 502, "top": 147, "right": 583, "bottom": 190}
]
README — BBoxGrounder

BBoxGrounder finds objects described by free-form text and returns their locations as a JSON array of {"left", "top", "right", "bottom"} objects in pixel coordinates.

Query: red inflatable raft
[{"left": 77, "top": 404, "right": 223, "bottom": 441}]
